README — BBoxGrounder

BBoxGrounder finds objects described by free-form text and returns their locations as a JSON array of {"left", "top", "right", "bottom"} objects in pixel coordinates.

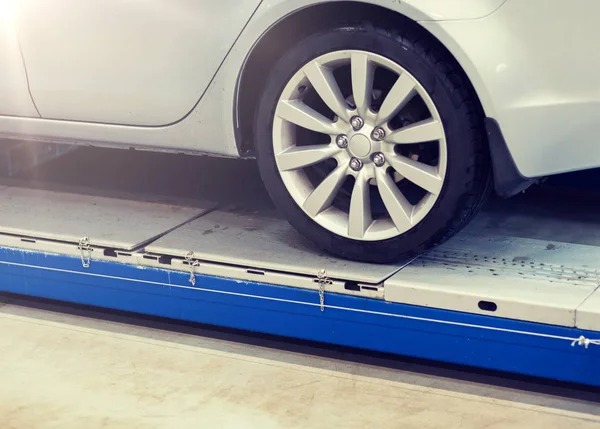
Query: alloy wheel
[{"left": 272, "top": 50, "right": 447, "bottom": 241}]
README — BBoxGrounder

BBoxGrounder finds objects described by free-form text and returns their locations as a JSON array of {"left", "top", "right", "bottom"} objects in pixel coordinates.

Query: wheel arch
[
  {"left": 234, "top": 0, "right": 531, "bottom": 197},
  {"left": 234, "top": 1, "right": 487, "bottom": 158}
]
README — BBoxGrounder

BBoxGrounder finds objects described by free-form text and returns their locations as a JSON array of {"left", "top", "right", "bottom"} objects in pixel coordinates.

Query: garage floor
[{"left": 1, "top": 296, "right": 599, "bottom": 429}]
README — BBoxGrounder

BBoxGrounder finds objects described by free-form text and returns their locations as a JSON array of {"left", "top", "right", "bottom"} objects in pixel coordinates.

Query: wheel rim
[{"left": 272, "top": 50, "right": 447, "bottom": 241}]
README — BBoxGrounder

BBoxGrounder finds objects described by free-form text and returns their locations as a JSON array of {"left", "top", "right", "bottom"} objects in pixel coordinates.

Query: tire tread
[{"left": 368, "top": 24, "right": 491, "bottom": 256}]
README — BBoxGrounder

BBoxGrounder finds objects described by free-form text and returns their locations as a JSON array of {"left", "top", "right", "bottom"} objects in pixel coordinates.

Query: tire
[{"left": 254, "top": 23, "right": 489, "bottom": 263}]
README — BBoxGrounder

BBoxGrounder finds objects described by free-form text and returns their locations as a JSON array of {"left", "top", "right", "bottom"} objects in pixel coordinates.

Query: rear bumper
[{"left": 422, "top": 0, "right": 600, "bottom": 178}]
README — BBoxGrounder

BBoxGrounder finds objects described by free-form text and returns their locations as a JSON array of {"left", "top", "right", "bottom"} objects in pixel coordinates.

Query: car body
[{"left": 1, "top": 0, "right": 599, "bottom": 261}]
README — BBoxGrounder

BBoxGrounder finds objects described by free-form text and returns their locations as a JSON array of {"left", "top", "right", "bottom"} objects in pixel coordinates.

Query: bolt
[
  {"left": 372, "top": 152, "right": 385, "bottom": 167},
  {"left": 350, "top": 116, "right": 364, "bottom": 131},
  {"left": 349, "top": 158, "right": 363, "bottom": 171},
  {"left": 372, "top": 127, "right": 386, "bottom": 141},
  {"left": 335, "top": 134, "right": 349, "bottom": 148}
]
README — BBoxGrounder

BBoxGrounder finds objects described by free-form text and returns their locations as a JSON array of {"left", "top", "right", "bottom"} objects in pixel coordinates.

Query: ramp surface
[
  {"left": 0, "top": 185, "right": 213, "bottom": 250},
  {"left": 146, "top": 206, "right": 409, "bottom": 284}
]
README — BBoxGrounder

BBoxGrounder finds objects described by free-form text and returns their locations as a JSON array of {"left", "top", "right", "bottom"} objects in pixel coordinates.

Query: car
[{"left": 1, "top": 0, "right": 598, "bottom": 263}]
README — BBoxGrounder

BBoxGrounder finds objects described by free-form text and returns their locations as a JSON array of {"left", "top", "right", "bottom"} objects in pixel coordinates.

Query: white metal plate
[
  {"left": 146, "top": 207, "right": 409, "bottom": 284},
  {"left": 0, "top": 185, "right": 212, "bottom": 250},
  {"left": 576, "top": 289, "right": 600, "bottom": 331},
  {"left": 385, "top": 233, "right": 600, "bottom": 327}
]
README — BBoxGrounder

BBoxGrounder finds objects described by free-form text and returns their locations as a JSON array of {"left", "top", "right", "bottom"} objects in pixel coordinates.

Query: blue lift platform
[{"left": 0, "top": 148, "right": 598, "bottom": 387}]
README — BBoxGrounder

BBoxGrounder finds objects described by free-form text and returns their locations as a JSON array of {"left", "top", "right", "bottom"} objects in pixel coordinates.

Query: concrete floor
[{"left": 1, "top": 297, "right": 599, "bottom": 429}]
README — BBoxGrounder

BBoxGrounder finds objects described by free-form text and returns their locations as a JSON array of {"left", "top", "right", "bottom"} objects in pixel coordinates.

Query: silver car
[{"left": 2, "top": 0, "right": 599, "bottom": 262}]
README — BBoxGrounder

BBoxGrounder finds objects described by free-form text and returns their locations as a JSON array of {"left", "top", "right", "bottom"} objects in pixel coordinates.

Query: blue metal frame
[{"left": 0, "top": 246, "right": 598, "bottom": 387}]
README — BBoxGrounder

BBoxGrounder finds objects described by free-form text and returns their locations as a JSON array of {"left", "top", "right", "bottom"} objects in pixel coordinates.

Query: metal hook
[
  {"left": 185, "top": 251, "right": 199, "bottom": 286},
  {"left": 78, "top": 236, "right": 92, "bottom": 268}
]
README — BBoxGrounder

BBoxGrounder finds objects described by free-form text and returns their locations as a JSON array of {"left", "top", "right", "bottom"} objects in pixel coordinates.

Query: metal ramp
[
  {"left": 386, "top": 234, "right": 600, "bottom": 328},
  {"left": 0, "top": 176, "right": 597, "bottom": 330},
  {"left": 0, "top": 147, "right": 598, "bottom": 386},
  {"left": 0, "top": 185, "right": 211, "bottom": 249}
]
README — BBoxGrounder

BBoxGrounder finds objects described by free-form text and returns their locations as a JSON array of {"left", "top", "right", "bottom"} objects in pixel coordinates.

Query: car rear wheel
[{"left": 255, "top": 24, "right": 489, "bottom": 263}]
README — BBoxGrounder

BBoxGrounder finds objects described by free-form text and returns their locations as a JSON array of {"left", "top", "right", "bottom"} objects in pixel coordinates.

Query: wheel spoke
[
  {"left": 276, "top": 100, "right": 339, "bottom": 135},
  {"left": 351, "top": 52, "right": 374, "bottom": 118},
  {"left": 375, "top": 168, "right": 413, "bottom": 232},
  {"left": 276, "top": 144, "right": 338, "bottom": 171},
  {"left": 387, "top": 155, "right": 443, "bottom": 195},
  {"left": 388, "top": 119, "right": 443, "bottom": 144},
  {"left": 303, "top": 62, "right": 350, "bottom": 122},
  {"left": 348, "top": 169, "right": 372, "bottom": 238},
  {"left": 376, "top": 73, "right": 415, "bottom": 125},
  {"left": 303, "top": 164, "right": 348, "bottom": 217}
]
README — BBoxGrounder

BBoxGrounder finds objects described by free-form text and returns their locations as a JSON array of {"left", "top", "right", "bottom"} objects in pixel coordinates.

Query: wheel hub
[{"left": 348, "top": 134, "right": 372, "bottom": 158}]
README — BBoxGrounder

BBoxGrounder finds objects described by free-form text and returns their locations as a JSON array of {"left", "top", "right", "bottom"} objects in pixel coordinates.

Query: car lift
[{"left": 0, "top": 150, "right": 598, "bottom": 388}]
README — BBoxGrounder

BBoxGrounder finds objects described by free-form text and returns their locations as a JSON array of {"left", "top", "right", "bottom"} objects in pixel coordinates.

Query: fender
[
  {"left": 225, "top": 0, "right": 507, "bottom": 153},
  {"left": 187, "top": 0, "right": 510, "bottom": 159},
  {"left": 248, "top": 0, "right": 508, "bottom": 28}
]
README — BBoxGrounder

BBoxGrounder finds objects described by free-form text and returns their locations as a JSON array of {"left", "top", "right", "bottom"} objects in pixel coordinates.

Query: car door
[
  {"left": 0, "top": 7, "right": 39, "bottom": 118},
  {"left": 13, "top": 0, "right": 261, "bottom": 126}
]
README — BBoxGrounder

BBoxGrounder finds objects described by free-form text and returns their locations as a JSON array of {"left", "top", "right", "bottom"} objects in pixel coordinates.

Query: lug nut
[
  {"left": 350, "top": 116, "right": 364, "bottom": 131},
  {"left": 372, "top": 127, "right": 386, "bottom": 141},
  {"left": 372, "top": 152, "right": 385, "bottom": 167},
  {"left": 336, "top": 134, "right": 349, "bottom": 148},
  {"left": 349, "top": 158, "right": 363, "bottom": 171}
]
